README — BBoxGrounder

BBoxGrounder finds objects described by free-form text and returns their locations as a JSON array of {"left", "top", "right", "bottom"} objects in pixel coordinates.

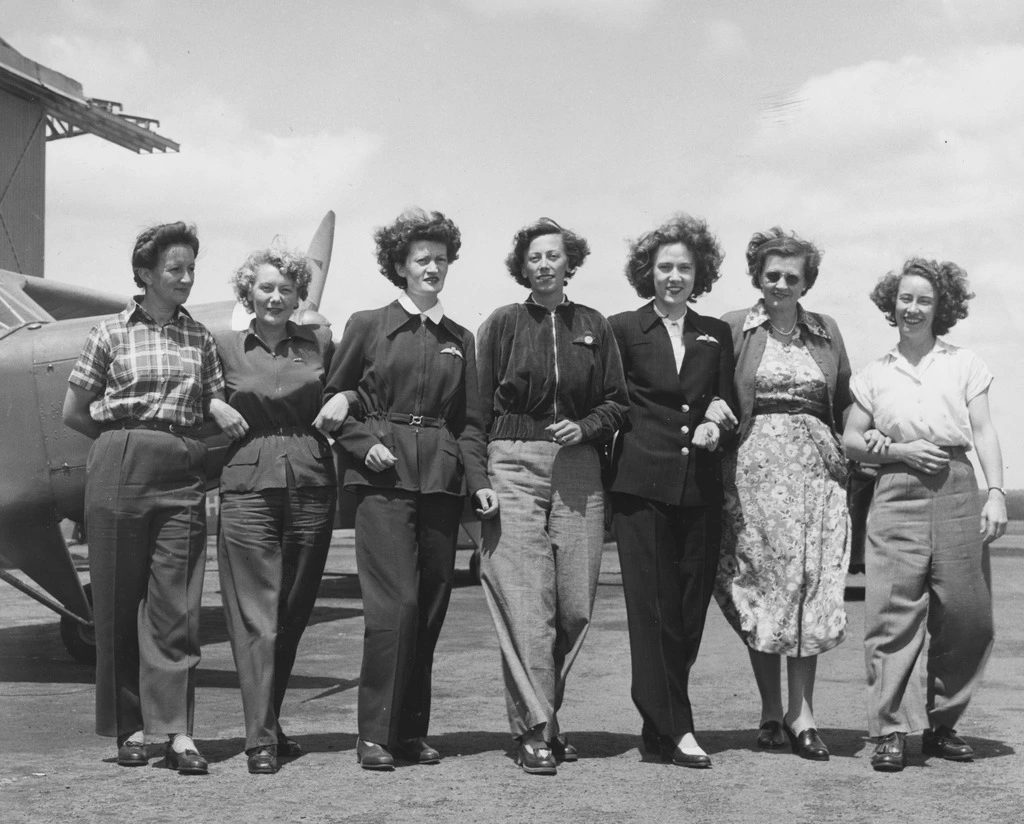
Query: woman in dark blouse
[
  {"left": 319, "top": 208, "right": 497, "bottom": 771},
  {"left": 213, "top": 247, "right": 339, "bottom": 775}
]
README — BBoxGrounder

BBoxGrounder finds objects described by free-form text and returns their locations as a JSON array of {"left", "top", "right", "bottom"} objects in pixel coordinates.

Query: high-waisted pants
[
  {"left": 353, "top": 488, "right": 463, "bottom": 746},
  {"left": 480, "top": 440, "right": 605, "bottom": 741},
  {"left": 85, "top": 428, "right": 207, "bottom": 738},
  {"left": 864, "top": 449, "right": 994, "bottom": 737},
  {"left": 218, "top": 483, "right": 335, "bottom": 751}
]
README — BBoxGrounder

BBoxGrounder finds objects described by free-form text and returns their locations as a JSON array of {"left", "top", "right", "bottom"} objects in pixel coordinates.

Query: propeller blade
[{"left": 304, "top": 210, "right": 335, "bottom": 311}]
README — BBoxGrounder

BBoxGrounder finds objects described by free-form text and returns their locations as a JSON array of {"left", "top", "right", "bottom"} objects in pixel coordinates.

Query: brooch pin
[
  {"left": 440, "top": 346, "right": 464, "bottom": 359},
  {"left": 574, "top": 332, "right": 597, "bottom": 346},
  {"left": 696, "top": 334, "right": 719, "bottom": 345}
]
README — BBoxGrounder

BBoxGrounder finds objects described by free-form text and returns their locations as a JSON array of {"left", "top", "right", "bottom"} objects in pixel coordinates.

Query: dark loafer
[
  {"left": 276, "top": 734, "right": 303, "bottom": 758},
  {"left": 551, "top": 734, "right": 578, "bottom": 763},
  {"left": 516, "top": 740, "right": 557, "bottom": 775},
  {"left": 165, "top": 743, "right": 209, "bottom": 775},
  {"left": 783, "top": 721, "right": 829, "bottom": 761},
  {"left": 356, "top": 738, "right": 395, "bottom": 771},
  {"left": 393, "top": 737, "right": 441, "bottom": 764},
  {"left": 116, "top": 738, "right": 148, "bottom": 767},
  {"left": 757, "top": 720, "right": 787, "bottom": 750},
  {"left": 672, "top": 748, "right": 712, "bottom": 769},
  {"left": 871, "top": 732, "right": 906, "bottom": 772},
  {"left": 922, "top": 726, "right": 974, "bottom": 761},
  {"left": 247, "top": 746, "right": 279, "bottom": 775}
]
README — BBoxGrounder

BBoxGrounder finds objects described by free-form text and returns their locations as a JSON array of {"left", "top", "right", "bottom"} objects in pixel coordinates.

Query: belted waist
[
  {"left": 488, "top": 413, "right": 557, "bottom": 442},
  {"left": 378, "top": 411, "right": 446, "bottom": 428},
  {"left": 100, "top": 418, "right": 201, "bottom": 436},
  {"left": 244, "top": 425, "right": 320, "bottom": 438},
  {"left": 752, "top": 402, "right": 827, "bottom": 422}
]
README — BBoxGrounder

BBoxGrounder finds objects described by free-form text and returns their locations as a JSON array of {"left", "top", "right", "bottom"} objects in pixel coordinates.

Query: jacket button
[
  {"left": 681, "top": 404, "right": 690, "bottom": 413},
  {"left": 680, "top": 447, "right": 690, "bottom": 456},
  {"left": 680, "top": 426, "right": 689, "bottom": 435}
]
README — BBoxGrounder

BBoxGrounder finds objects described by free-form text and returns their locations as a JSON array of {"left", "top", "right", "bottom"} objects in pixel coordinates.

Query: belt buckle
[
  {"left": 409, "top": 414, "right": 424, "bottom": 427},
  {"left": 169, "top": 423, "right": 191, "bottom": 436}
]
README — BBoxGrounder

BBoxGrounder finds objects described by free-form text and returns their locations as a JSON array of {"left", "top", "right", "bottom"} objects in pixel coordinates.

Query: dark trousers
[
  {"left": 354, "top": 489, "right": 463, "bottom": 745},
  {"left": 85, "top": 429, "right": 207, "bottom": 738},
  {"left": 218, "top": 485, "right": 335, "bottom": 751},
  {"left": 611, "top": 492, "right": 721, "bottom": 739}
]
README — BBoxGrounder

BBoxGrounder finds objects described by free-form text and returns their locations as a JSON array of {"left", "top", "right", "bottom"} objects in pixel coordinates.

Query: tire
[{"left": 60, "top": 582, "right": 96, "bottom": 665}]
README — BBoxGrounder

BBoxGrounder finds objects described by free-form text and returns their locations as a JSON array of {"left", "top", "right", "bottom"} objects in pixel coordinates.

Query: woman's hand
[
  {"left": 474, "top": 488, "right": 500, "bottom": 519},
  {"left": 546, "top": 420, "right": 583, "bottom": 447},
  {"left": 895, "top": 439, "right": 950, "bottom": 475},
  {"left": 981, "top": 490, "right": 1008, "bottom": 544},
  {"left": 364, "top": 443, "right": 397, "bottom": 473},
  {"left": 692, "top": 421, "right": 720, "bottom": 451},
  {"left": 862, "top": 429, "right": 892, "bottom": 454},
  {"left": 314, "top": 394, "right": 350, "bottom": 434},
  {"left": 703, "top": 397, "right": 738, "bottom": 432},
  {"left": 208, "top": 398, "right": 249, "bottom": 441}
]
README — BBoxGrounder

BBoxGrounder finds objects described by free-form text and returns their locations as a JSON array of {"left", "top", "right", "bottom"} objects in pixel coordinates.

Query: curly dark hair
[
  {"left": 231, "top": 247, "right": 312, "bottom": 313},
  {"left": 870, "top": 258, "right": 974, "bottom": 337},
  {"left": 745, "top": 227, "right": 822, "bottom": 292},
  {"left": 132, "top": 222, "right": 199, "bottom": 288},
  {"left": 374, "top": 208, "right": 461, "bottom": 288},
  {"left": 624, "top": 214, "right": 724, "bottom": 301},
  {"left": 504, "top": 217, "right": 591, "bottom": 288}
]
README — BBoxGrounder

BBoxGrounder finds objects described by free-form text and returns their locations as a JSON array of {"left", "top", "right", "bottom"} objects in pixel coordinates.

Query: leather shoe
[
  {"left": 672, "top": 747, "right": 712, "bottom": 769},
  {"left": 276, "top": 733, "right": 303, "bottom": 758},
  {"left": 551, "top": 734, "right": 578, "bottom": 763},
  {"left": 922, "top": 726, "right": 974, "bottom": 761},
  {"left": 393, "top": 737, "right": 441, "bottom": 764},
  {"left": 356, "top": 738, "right": 395, "bottom": 771},
  {"left": 783, "top": 720, "right": 829, "bottom": 761},
  {"left": 515, "top": 740, "right": 556, "bottom": 775},
  {"left": 871, "top": 732, "right": 906, "bottom": 772},
  {"left": 757, "top": 720, "right": 787, "bottom": 750},
  {"left": 247, "top": 746, "right": 278, "bottom": 775},
  {"left": 165, "top": 743, "right": 209, "bottom": 775},
  {"left": 116, "top": 738, "right": 148, "bottom": 767}
]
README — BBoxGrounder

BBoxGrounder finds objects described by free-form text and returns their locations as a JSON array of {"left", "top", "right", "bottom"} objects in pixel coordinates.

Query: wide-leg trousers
[
  {"left": 480, "top": 440, "right": 605, "bottom": 740},
  {"left": 218, "top": 485, "right": 335, "bottom": 751},
  {"left": 864, "top": 450, "right": 994, "bottom": 737},
  {"left": 85, "top": 428, "right": 207, "bottom": 738},
  {"left": 353, "top": 488, "right": 463, "bottom": 746},
  {"left": 611, "top": 492, "right": 721, "bottom": 740}
]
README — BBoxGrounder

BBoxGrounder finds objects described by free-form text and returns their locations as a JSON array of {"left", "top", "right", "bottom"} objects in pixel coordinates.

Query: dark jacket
[
  {"left": 722, "top": 301, "right": 851, "bottom": 442},
  {"left": 608, "top": 303, "right": 737, "bottom": 507},
  {"left": 323, "top": 301, "right": 489, "bottom": 497},
  {"left": 476, "top": 298, "right": 628, "bottom": 442}
]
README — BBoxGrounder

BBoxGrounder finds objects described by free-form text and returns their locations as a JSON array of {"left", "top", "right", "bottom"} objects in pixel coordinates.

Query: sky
[{"left": 5, "top": 0, "right": 1023, "bottom": 486}]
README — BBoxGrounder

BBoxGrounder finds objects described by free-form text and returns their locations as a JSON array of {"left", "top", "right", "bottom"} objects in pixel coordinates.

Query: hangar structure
[{"left": 0, "top": 37, "right": 178, "bottom": 277}]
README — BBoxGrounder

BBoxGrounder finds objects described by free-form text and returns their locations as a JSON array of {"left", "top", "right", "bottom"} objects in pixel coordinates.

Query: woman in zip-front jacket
[{"left": 477, "top": 217, "right": 629, "bottom": 775}]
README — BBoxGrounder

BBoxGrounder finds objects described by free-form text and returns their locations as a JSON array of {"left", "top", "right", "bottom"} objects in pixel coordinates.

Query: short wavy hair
[
  {"left": 745, "top": 227, "right": 822, "bottom": 292},
  {"left": 504, "top": 217, "right": 591, "bottom": 288},
  {"left": 231, "top": 247, "right": 313, "bottom": 313},
  {"left": 870, "top": 258, "right": 974, "bottom": 337},
  {"left": 132, "top": 222, "right": 199, "bottom": 288},
  {"left": 624, "top": 214, "right": 724, "bottom": 301},
  {"left": 374, "top": 208, "right": 462, "bottom": 288}
]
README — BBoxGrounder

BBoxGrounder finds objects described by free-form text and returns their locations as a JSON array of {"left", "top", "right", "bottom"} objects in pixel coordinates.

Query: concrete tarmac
[{"left": 2, "top": 528, "right": 1023, "bottom": 823}]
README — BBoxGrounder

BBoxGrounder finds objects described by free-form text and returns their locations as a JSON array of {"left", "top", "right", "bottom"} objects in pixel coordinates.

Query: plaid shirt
[{"left": 69, "top": 299, "right": 225, "bottom": 426}]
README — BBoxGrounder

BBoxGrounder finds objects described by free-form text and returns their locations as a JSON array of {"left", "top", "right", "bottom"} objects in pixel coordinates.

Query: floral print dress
[{"left": 715, "top": 333, "right": 851, "bottom": 657}]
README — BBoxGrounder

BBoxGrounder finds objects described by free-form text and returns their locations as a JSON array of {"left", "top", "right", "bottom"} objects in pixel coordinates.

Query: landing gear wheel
[{"left": 60, "top": 583, "right": 96, "bottom": 665}]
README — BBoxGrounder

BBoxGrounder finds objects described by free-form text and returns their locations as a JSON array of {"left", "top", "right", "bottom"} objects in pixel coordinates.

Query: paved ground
[{"left": 2, "top": 526, "right": 1022, "bottom": 824}]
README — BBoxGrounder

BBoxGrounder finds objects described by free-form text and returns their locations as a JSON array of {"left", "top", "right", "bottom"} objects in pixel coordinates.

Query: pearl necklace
[{"left": 768, "top": 319, "right": 798, "bottom": 338}]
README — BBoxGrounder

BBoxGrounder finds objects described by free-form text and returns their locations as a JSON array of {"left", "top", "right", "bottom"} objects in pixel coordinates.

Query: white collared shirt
[
  {"left": 399, "top": 291, "right": 445, "bottom": 325},
  {"left": 849, "top": 338, "right": 992, "bottom": 448},
  {"left": 653, "top": 304, "right": 686, "bottom": 372}
]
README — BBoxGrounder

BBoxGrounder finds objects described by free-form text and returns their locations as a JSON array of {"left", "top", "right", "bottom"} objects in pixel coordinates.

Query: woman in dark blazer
[
  {"left": 318, "top": 208, "right": 498, "bottom": 771},
  {"left": 607, "top": 214, "right": 737, "bottom": 768}
]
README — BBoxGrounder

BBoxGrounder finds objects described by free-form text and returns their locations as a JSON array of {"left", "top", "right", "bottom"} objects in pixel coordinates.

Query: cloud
[{"left": 452, "top": 0, "right": 663, "bottom": 30}]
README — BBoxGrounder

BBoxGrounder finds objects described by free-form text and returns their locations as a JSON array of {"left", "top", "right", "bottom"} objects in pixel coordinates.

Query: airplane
[{"left": 0, "top": 212, "right": 338, "bottom": 664}]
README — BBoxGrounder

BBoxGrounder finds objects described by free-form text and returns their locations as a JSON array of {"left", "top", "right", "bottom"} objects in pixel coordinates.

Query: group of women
[{"left": 63, "top": 209, "right": 1006, "bottom": 777}]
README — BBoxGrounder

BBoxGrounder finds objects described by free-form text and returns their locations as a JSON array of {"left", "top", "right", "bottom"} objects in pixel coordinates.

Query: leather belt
[
  {"left": 382, "top": 411, "right": 445, "bottom": 428},
  {"left": 100, "top": 419, "right": 201, "bottom": 436}
]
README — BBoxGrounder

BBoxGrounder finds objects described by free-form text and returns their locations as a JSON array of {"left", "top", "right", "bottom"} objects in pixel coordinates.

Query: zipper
[{"left": 550, "top": 310, "right": 559, "bottom": 422}]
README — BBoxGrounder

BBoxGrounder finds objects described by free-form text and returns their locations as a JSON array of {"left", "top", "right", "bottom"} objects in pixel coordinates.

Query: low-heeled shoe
[
  {"left": 116, "top": 738, "right": 148, "bottom": 767},
  {"left": 247, "top": 746, "right": 279, "bottom": 775},
  {"left": 356, "top": 738, "right": 395, "bottom": 771},
  {"left": 672, "top": 748, "right": 712, "bottom": 769},
  {"left": 551, "top": 734, "right": 578, "bottom": 763},
  {"left": 757, "top": 720, "right": 787, "bottom": 750},
  {"left": 922, "top": 726, "right": 974, "bottom": 761},
  {"left": 165, "top": 743, "right": 209, "bottom": 775},
  {"left": 516, "top": 740, "right": 557, "bottom": 775},
  {"left": 783, "top": 721, "right": 829, "bottom": 761},
  {"left": 276, "top": 734, "right": 303, "bottom": 758},
  {"left": 871, "top": 732, "right": 906, "bottom": 772},
  {"left": 393, "top": 737, "right": 441, "bottom": 764}
]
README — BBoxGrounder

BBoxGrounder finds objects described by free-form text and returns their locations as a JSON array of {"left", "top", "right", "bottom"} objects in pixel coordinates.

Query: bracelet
[{"left": 989, "top": 486, "right": 1005, "bottom": 496}]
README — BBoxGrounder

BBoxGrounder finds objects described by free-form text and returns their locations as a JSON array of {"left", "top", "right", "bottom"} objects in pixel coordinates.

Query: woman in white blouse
[{"left": 844, "top": 258, "right": 1006, "bottom": 773}]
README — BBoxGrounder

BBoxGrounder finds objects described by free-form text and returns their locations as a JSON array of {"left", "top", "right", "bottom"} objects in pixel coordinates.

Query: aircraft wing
[{"left": 2, "top": 270, "right": 125, "bottom": 321}]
